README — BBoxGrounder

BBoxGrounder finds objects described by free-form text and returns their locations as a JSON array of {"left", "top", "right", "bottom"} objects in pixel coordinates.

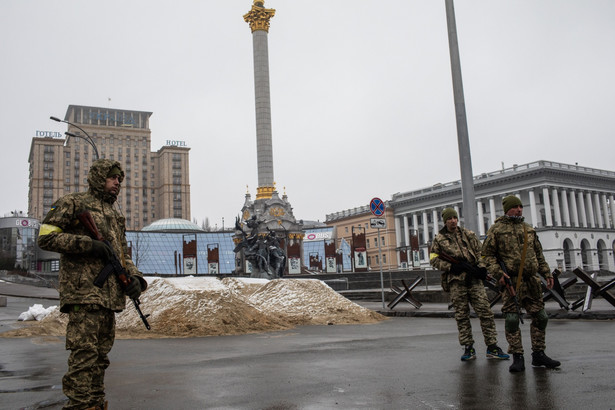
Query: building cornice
[{"left": 391, "top": 160, "right": 615, "bottom": 210}]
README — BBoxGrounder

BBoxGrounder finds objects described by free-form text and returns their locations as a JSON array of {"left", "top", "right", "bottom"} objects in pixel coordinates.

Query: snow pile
[
  {"left": 3, "top": 277, "right": 384, "bottom": 339},
  {"left": 18, "top": 304, "right": 58, "bottom": 321},
  {"left": 246, "top": 279, "right": 379, "bottom": 325}
]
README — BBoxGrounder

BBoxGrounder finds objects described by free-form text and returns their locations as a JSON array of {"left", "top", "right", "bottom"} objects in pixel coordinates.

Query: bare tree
[{"left": 131, "top": 232, "right": 150, "bottom": 270}]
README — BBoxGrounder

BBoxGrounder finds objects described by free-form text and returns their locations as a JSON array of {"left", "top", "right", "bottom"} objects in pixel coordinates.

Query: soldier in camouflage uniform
[
  {"left": 482, "top": 195, "right": 561, "bottom": 372},
  {"left": 38, "top": 159, "right": 147, "bottom": 409},
  {"left": 430, "top": 208, "right": 509, "bottom": 362}
]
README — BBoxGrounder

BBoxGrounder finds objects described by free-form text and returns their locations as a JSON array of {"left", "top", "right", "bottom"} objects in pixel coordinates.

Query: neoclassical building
[{"left": 390, "top": 160, "right": 615, "bottom": 272}]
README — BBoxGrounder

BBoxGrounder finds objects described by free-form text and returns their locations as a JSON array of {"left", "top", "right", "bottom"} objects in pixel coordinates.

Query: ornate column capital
[{"left": 244, "top": 1, "right": 276, "bottom": 33}]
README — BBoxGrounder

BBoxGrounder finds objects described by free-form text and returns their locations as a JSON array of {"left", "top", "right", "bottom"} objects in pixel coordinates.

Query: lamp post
[{"left": 50, "top": 116, "right": 100, "bottom": 160}]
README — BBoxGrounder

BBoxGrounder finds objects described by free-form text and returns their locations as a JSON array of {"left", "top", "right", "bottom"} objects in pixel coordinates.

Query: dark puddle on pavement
[{"left": 0, "top": 384, "right": 62, "bottom": 393}]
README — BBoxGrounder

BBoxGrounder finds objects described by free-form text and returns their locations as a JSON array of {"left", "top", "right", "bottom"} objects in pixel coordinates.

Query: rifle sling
[
  {"left": 94, "top": 263, "right": 115, "bottom": 288},
  {"left": 516, "top": 224, "right": 528, "bottom": 292}
]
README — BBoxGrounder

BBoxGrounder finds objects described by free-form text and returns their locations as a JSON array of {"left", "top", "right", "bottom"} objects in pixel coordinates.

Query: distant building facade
[
  {"left": 28, "top": 105, "right": 191, "bottom": 230},
  {"left": 390, "top": 160, "right": 615, "bottom": 272},
  {"left": 0, "top": 210, "right": 59, "bottom": 272},
  {"left": 325, "top": 204, "right": 398, "bottom": 272}
]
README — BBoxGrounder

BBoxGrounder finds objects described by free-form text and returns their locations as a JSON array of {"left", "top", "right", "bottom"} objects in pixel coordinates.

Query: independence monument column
[
  {"left": 244, "top": 0, "right": 276, "bottom": 200},
  {"left": 237, "top": 1, "right": 304, "bottom": 278}
]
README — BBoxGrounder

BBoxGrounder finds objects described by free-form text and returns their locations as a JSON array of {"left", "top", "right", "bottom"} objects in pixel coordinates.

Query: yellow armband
[
  {"left": 429, "top": 252, "right": 439, "bottom": 261},
  {"left": 39, "top": 224, "right": 63, "bottom": 236}
]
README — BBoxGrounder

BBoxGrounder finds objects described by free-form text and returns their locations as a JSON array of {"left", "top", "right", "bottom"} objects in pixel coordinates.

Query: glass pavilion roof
[{"left": 141, "top": 218, "right": 204, "bottom": 232}]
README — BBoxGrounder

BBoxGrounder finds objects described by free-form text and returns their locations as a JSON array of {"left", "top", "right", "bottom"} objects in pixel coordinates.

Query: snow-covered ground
[{"left": 10, "top": 277, "right": 384, "bottom": 339}]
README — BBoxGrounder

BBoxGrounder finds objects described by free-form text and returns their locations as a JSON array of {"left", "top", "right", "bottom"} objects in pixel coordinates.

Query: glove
[
  {"left": 475, "top": 266, "right": 488, "bottom": 280},
  {"left": 90, "top": 240, "right": 114, "bottom": 261},
  {"left": 124, "top": 276, "right": 142, "bottom": 299}
]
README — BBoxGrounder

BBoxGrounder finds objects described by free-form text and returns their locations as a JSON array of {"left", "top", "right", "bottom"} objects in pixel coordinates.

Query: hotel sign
[
  {"left": 165, "top": 140, "right": 188, "bottom": 147},
  {"left": 35, "top": 130, "right": 63, "bottom": 138}
]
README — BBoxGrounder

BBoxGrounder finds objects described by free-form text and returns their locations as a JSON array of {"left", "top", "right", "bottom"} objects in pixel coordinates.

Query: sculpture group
[{"left": 234, "top": 216, "right": 286, "bottom": 279}]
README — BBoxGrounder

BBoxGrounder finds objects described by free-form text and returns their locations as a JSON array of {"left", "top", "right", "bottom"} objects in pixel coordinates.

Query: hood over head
[{"left": 88, "top": 159, "right": 124, "bottom": 203}]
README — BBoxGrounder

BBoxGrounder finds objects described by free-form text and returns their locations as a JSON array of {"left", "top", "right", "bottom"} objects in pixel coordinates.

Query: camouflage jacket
[
  {"left": 481, "top": 215, "right": 551, "bottom": 282},
  {"left": 430, "top": 225, "right": 482, "bottom": 284},
  {"left": 38, "top": 159, "right": 146, "bottom": 313}
]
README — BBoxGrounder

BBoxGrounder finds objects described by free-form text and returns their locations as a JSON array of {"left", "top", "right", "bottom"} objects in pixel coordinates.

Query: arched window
[
  {"left": 597, "top": 239, "right": 607, "bottom": 270},
  {"left": 563, "top": 239, "right": 574, "bottom": 271},
  {"left": 580, "top": 239, "right": 591, "bottom": 270}
]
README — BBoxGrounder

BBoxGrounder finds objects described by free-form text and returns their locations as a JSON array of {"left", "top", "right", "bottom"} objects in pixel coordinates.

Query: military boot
[
  {"left": 532, "top": 351, "right": 561, "bottom": 368},
  {"left": 509, "top": 353, "right": 525, "bottom": 372}
]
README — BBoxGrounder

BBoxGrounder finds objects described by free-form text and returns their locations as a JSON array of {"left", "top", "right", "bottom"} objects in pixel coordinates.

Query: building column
[
  {"left": 529, "top": 190, "right": 539, "bottom": 228},
  {"left": 403, "top": 215, "right": 410, "bottom": 247},
  {"left": 543, "top": 187, "right": 553, "bottom": 227},
  {"left": 477, "top": 200, "right": 485, "bottom": 236},
  {"left": 594, "top": 193, "right": 604, "bottom": 228},
  {"left": 586, "top": 192, "right": 596, "bottom": 228},
  {"left": 552, "top": 188, "right": 562, "bottom": 227},
  {"left": 489, "top": 198, "right": 496, "bottom": 226},
  {"left": 422, "top": 211, "right": 429, "bottom": 244},
  {"left": 602, "top": 194, "right": 612, "bottom": 229},
  {"left": 569, "top": 190, "right": 579, "bottom": 227},
  {"left": 395, "top": 217, "right": 402, "bottom": 266},
  {"left": 578, "top": 191, "right": 588, "bottom": 228},
  {"left": 611, "top": 195, "right": 615, "bottom": 229},
  {"left": 432, "top": 209, "right": 439, "bottom": 239},
  {"left": 561, "top": 189, "right": 571, "bottom": 227}
]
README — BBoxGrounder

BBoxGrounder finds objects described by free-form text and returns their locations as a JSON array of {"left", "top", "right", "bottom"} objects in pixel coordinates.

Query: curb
[{"left": 375, "top": 309, "right": 615, "bottom": 320}]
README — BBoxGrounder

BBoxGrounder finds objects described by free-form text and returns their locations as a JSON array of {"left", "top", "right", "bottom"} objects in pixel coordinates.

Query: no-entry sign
[{"left": 370, "top": 197, "right": 385, "bottom": 216}]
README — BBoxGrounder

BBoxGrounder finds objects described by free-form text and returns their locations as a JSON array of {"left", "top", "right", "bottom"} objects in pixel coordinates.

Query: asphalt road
[{"left": 2, "top": 294, "right": 615, "bottom": 409}]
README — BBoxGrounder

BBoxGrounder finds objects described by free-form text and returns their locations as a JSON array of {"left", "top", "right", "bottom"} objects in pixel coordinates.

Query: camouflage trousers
[
  {"left": 449, "top": 278, "right": 498, "bottom": 347},
  {"left": 501, "top": 289, "right": 546, "bottom": 354},
  {"left": 63, "top": 304, "right": 115, "bottom": 410}
]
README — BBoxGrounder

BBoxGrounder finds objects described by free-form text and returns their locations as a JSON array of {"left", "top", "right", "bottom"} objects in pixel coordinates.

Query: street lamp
[{"left": 50, "top": 116, "right": 99, "bottom": 160}]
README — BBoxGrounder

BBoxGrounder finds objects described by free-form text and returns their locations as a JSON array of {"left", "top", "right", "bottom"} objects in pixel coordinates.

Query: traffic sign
[
  {"left": 370, "top": 197, "right": 385, "bottom": 216},
  {"left": 370, "top": 218, "right": 386, "bottom": 229}
]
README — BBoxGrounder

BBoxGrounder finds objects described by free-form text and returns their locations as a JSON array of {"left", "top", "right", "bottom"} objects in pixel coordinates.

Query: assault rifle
[
  {"left": 77, "top": 211, "right": 151, "bottom": 330},
  {"left": 438, "top": 251, "right": 495, "bottom": 286},
  {"left": 498, "top": 260, "right": 524, "bottom": 324}
]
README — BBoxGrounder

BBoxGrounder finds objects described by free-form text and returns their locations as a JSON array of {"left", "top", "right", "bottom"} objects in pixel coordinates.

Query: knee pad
[
  {"left": 535, "top": 309, "right": 548, "bottom": 330},
  {"left": 505, "top": 313, "right": 519, "bottom": 333}
]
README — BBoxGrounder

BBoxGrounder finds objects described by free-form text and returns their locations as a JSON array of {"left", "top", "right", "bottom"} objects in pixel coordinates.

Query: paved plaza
[{"left": 1, "top": 282, "right": 615, "bottom": 409}]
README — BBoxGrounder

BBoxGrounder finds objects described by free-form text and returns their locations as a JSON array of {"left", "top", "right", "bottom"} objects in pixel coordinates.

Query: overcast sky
[{"left": 2, "top": 1, "right": 614, "bottom": 228}]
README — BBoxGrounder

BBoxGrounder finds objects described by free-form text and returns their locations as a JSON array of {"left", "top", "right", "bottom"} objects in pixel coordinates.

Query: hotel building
[{"left": 28, "top": 104, "right": 190, "bottom": 230}]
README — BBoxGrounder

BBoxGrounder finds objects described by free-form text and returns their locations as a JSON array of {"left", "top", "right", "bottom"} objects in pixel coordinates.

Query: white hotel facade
[{"left": 390, "top": 160, "right": 615, "bottom": 273}]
